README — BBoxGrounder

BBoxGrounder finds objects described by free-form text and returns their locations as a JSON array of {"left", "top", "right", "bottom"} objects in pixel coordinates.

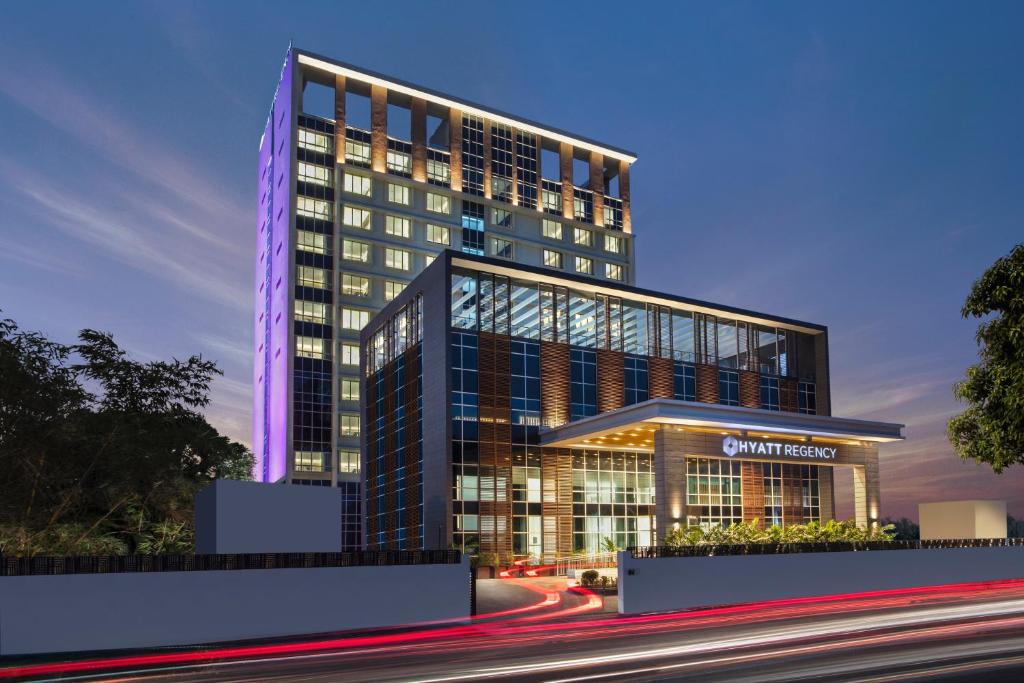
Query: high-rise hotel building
[
  {"left": 361, "top": 252, "right": 903, "bottom": 555},
  {"left": 254, "top": 48, "right": 637, "bottom": 547}
]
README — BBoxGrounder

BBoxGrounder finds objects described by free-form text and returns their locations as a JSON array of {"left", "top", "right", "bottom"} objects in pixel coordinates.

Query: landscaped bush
[
  {"left": 661, "top": 519, "right": 895, "bottom": 548},
  {"left": 580, "top": 569, "right": 599, "bottom": 587}
]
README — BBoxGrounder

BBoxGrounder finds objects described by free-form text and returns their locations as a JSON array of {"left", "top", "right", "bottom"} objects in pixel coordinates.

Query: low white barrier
[
  {"left": 0, "top": 559, "right": 470, "bottom": 656},
  {"left": 617, "top": 546, "right": 1024, "bottom": 614}
]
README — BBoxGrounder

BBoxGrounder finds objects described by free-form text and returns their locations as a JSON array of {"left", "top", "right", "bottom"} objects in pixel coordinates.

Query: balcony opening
[
  {"left": 301, "top": 81, "right": 334, "bottom": 121},
  {"left": 388, "top": 103, "right": 411, "bottom": 141},
  {"left": 346, "top": 90, "right": 371, "bottom": 131}
]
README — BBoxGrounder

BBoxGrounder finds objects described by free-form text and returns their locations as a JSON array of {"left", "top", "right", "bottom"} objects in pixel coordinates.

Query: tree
[
  {"left": 0, "top": 316, "right": 251, "bottom": 555},
  {"left": 947, "top": 244, "right": 1024, "bottom": 472}
]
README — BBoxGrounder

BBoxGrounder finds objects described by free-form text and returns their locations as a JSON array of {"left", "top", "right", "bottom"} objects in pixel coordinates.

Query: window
[
  {"left": 339, "top": 413, "right": 360, "bottom": 437},
  {"left": 387, "top": 183, "right": 410, "bottom": 205},
  {"left": 510, "top": 340, "right": 541, "bottom": 428},
  {"left": 343, "top": 173, "right": 371, "bottom": 196},
  {"left": 426, "top": 192, "right": 451, "bottom": 214},
  {"left": 385, "top": 215, "right": 410, "bottom": 238},
  {"left": 574, "top": 227, "right": 593, "bottom": 247},
  {"left": 624, "top": 356, "right": 649, "bottom": 405},
  {"left": 492, "top": 208, "right": 512, "bottom": 229},
  {"left": 341, "top": 307, "right": 369, "bottom": 330},
  {"left": 298, "top": 162, "right": 332, "bottom": 188},
  {"left": 341, "top": 343, "right": 360, "bottom": 366},
  {"left": 575, "top": 256, "right": 593, "bottom": 275},
  {"left": 542, "top": 188, "right": 561, "bottom": 213},
  {"left": 719, "top": 370, "right": 739, "bottom": 406},
  {"left": 342, "top": 239, "right": 370, "bottom": 262},
  {"left": 384, "top": 280, "right": 404, "bottom": 301},
  {"left": 385, "top": 247, "right": 410, "bottom": 271},
  {"left": 386, "top": 150, "right": 411, "bottom": 175},
  {"left": 296, "top": 230, "right": 327, "bottom": 255},
  {"left": 543, "top": 249, "right": 563, "bottom": 269},
  {"left": 490, "top": 237, "right": 513, "bottom": 259},
  {"left": 461, "top": 201, "right": 485, "bottom": 256},
  {"left": 294, "top": 451, "right": 327, "bottom": 472},
  {"left": 338, "top": 449, "right": 360, "bottom": 473},
  {"left": 425, "top": 254, "right": 436, "bottom": 266},
  {"left": 542, "top": 219, "right": 562, "bottom": 240},
  {"left": 801, "top": 465, "right": 820, "bottom": 521},
  {"left": 340, "top": 378, "right": 359, "bottom": 402},
  {"left": 686, "top": 458, "right": 743, "bottom": 529},
  {"left": 605, "top": 263, "right": 623, "bottom": 281},
  {"left": 296, "top": 265, "right": 328, "bottom": 289},
  {"left": 673, "top": 363, "right": 696, "bottom": 401},
  {"left": 295, "top": 301, "right": 328, "bottom": 324},
  {"left": 799, "top": 382, "right": 817, "bottom": 414},
  {"left": 296, "top": 336, "right": 325, "bottom": 359},
  {"left": 343, "top": 206, "right": 372, "bottom": 230},
  {"left": 763, "top": 463, "right": 783, "bottom": 527},
  {"left": 760, "top": 376, "right": 780, "bottom": 411},
  {"left": 427, "top": 158, "right": 451, "bottom": 185},
  {"left": 570, "top": 349, "right": 597, "bottom": 420},
  {"left": 298, "top": 129, "right": 332, "bottom": 154},
  {"left": 297, "top": 197, "right": 331, "bottom": 221},
  {"left": 344, "top": 139, "right": 370, "bottom": 165},
  {"left": 426, "top": 224, "right": 450, "bottom": 245},
  {"left": 604, "top": 234, "right": 622, "bottom": 254},
  {"left": 341, "top": 273, "right": 370, "bottom": 297}
]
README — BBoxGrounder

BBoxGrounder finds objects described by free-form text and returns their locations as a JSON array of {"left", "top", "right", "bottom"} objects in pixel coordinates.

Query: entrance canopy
[{"left": 539, "top": 398, "right": 904, "bottom": 451}]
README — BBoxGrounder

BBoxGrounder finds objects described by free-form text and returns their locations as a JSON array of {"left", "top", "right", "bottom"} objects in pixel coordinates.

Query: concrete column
[
  {"left": 654, "top": 428, "right": 687, "bottom": 535},
  {"left": 411, "top": 97, "right": 427, "bottom": 182},
  {"left": 814, "top": 332, "right": 832, "bottom": 416},
  {"left": 590, "top": 152, "right": 605, "bottom": 227},
  {"left": 334, "top": 75, "right": 346, "bottom": 166},
  {"left": 370, "top": 85, "right": 388, "bottom": 174},
  {"left": 559, "top": 142, "right": 574, "bottom": 219},
  {"left": 618, "top": 160, "right": 632, "bottom": 233},
  {"left": 482, "top": 118, "right": 493, "bottom": 199},
  {"left": 853, "top": 449, "right": 881, "bottom": 529},
  {"left": 448, "top": 109, "right": 463, "bottom": 192}
]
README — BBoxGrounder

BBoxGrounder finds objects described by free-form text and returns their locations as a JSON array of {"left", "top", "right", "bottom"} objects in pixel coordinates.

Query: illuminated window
[
  {"left": 426, "top": 192, "right": 451, "bottom": 214},
  {"left": 385, "top": 248, "right": 411, "bottom": 271},
  {"left": 341, "top": 343, "right": 360, "bottom": 366},
  {"left": 298, "top": 129, "right": 332, "bottom": 154},
  {"left": 339, "top": 413, "right": 360, "bottom": 437},
  {"left": 492, "top": 208, "right": 513, "bottom": 229},
  {"left": 342, "top": 239, "right": 370, "bottom": 262},
  {"left": 542, "top": 188, "right": 561, "bottom": 213},
  {"left": 387, "top": 150, "right": 411, "bottom": 175},
  {"left": 296, "top": 230, "right": 327, "bottom": 255},
  {"left": 296, "top": 265, "right": 328, "bottom": 289},
  {"left": 490, "top": 237, "right": 513, "bottom": 259},
  {"left": 338, "top": 449, "right": 360, "bottom": 473},
  {"left": 297, "top": 197, "right": 331, "bottom": 221},
  {"left": 385, "top": 215, "right": 411, "bottom": 238},
  {"left": 424, "top": 254, "right": 436, "bottom": 266},
  {"left": 296, "top": 336, "right": 325, "bottom": 359},
  {"left": 343, "top": 173, "right": 371, "bottom": 196},
  {"left": 340, "top": 378, "right": 360, "bottom": 401},
  {"left": 294, "top": 451, "right": 327, "bottom": 472},
  {"left": 604, "top": 234, "right": 622, "bottom": 254},
  {"left": 575, "top": 256, "right": 593, "bottom": 275},
  {"left": 295, "top": 301, "right": 328, "bottom": 324},
  {"left": 341, "top": 274, "right": 370, "bottom": 297},
  {"left": 542, "top": 219, "right": 562, "bottom": 240},
  {"left": 426, "top": 224, "right": 450, "bottom": 245},
  {"left": 574, "top": 227, "right": 593, "bottom": 247},
  {"left": 543, "top": 249, "right": 563, "bottom": 269},
  {"left": 427, "top": 159, "right": 451, "bottom": 185},
  {"left": 384, "top": 280, "right": 405, "bottom": 301},
  {"left": 340, "top": 307, "right": 369, "bottom": 331},
  {"left": 298, "top": 162, "right": 332, "bottom": 188},
  {"left": 686, "top": 457, "right": 742, "bottom": 529},
  {"left": 387, "top": 183, "right": 410, "bottom": 205},
  {"left": 345, "top": 139, "right": 370, "bottom": 165},
  {"left": 343, "top": 206, "right": 372, "bottom": 230},
  {"left": 605, "top": 263, "right": 623, "bottom": 281}
]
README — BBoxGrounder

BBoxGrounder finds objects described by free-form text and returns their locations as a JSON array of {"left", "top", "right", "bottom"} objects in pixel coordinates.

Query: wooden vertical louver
[
  {"left": 741, "top": 462, "right": 765, "bottom": 526},
  {"left": 738, "top": 370, "right": 760, "bottom": 408},
  {"left": 696, "top": 364, "right": 719, "bottom": 404},
  {"left": 596, "top": 348, "right": 625, "bottom": 413},
  {"left": 540, "top": 341, "right": 571, "bottom": 427},
  {"left": 649, "top": 356, "right": 674, "bottom": 399}
]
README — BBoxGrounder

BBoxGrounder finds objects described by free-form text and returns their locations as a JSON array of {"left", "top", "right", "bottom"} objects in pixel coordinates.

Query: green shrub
[
  {"left": 580, "top": 569, "right": 599, "bottom": 587},
  {"left": 661, "top": 519, "right": 896, "bottom": 548}
]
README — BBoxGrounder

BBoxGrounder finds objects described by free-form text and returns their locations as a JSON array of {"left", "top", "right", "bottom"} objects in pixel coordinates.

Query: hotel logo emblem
[{"left": 722, "top": 435, "right": 739, "bottom": 457}]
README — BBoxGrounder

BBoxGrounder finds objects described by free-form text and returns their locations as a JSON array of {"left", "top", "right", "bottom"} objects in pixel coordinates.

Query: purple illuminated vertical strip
[{"left": 253, "top": 48, "right": 295, "bottom": 482}]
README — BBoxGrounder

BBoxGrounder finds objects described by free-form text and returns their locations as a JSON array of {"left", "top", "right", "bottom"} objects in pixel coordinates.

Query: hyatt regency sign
[{"left": 722, "top": 435, "right": 837, "bottom": 461}]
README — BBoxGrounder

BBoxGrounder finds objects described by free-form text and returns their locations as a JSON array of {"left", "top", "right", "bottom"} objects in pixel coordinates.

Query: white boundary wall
[
  {"left": 618, "top": 547, "right": 1024, "bottom": 615},
  {"left": 0, "top": 559, "right": 470, "bottom": 656}
]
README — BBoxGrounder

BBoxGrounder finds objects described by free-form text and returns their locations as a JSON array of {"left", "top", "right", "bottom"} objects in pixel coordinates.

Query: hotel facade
[
  {"left": 361, "top": 252, "right": 903, "bottom": 556},
  {"left": 254, "top": 48, "right": 636, "bottom": 548}
]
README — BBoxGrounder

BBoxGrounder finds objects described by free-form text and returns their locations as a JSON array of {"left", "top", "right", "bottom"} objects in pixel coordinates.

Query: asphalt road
[{"left": 9, "top": 578, "right": 1024, "bottom": 682}]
